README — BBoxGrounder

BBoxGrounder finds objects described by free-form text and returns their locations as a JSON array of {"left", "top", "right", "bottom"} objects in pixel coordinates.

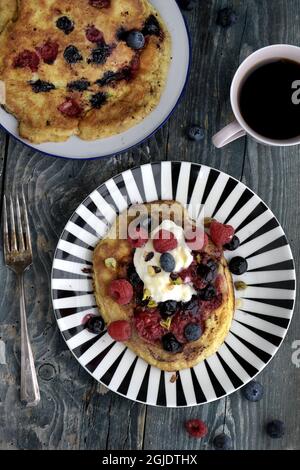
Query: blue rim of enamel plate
[{"left": 0, "top": 1, "right": 192, "bottom": 160}]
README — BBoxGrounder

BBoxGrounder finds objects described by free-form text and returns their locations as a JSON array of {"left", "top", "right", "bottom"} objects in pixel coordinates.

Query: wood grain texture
[{"left": 0, "top": 0, "right": 299, "bottom": 451}]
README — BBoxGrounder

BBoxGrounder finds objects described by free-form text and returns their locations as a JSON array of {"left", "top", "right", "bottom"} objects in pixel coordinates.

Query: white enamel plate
[
  {"left": 0, "top": 0, "right": 190, "bottom": 159},
  {"left": 51, "top": 162, "right": 296, "bottom": 407}
]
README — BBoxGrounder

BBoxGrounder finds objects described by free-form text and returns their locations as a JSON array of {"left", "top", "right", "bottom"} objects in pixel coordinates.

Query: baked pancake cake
[
  {"left": 91, "top": 201, "right": 235, "bottom": 372},
  {"left": 0, "top": 0, "right": 171, "bottom": 143}
]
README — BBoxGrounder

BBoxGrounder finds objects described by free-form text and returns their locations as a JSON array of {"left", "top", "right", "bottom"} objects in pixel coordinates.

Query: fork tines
[{"left": 3, "top": 192, "right": 32, "bottom": 255}]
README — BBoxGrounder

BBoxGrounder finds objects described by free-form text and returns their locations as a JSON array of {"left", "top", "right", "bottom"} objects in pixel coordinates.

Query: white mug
[{"left": 212, "top": 44, "right": 300, "bottom": 148}]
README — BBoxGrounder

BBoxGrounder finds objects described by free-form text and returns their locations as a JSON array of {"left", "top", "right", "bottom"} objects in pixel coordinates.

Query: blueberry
[
  {"left": 56, "top": 16, "right": 74, "bottom": 34},
  {"left": 29, "top": 79, "right": 55, "bottom": 93},
  {"left": 88, "top": 43, "right": 112, "bottom": 64},
  {"left": 90, "top": 92, "right": 107, "bottom": 109},
  {"left": 64, "top": 45, "right": 83, "bottom": 64},
  {"left": 266, "top": 420, "right": 285, "bottom": 438},
  {"left": 229, "top": 256, "right": 248, "bottom": 275},
  {"left": 159, "top": 300, "right": 178, "bottom": 316},
  {"left": 127, "top": 264, "right": 142, "bottom": 287},
  {"left": 197, "top": 262, "right": 217, "bottom": 282},
  {"left": 213, "top": 433, "right": 232, "bottom": 450},
  {"left": 126, "top": 30, "right": 145, "bottom": 50},
  {"left": 86, "top": 315, "right": 105, "bottom": 334},
  {"left": 96, "top": 70, "right": 122, "bottom": 87},
  {"left": 143, "top": 15, "right": 161, "bottom": 36},
  {"left": 216, "top": 7, "right": 238, "bottom": 28},
  {"left": 198, "top": 284, "right": 216, "bottom": 301},
  {"left": 183, "top": 296, "right": 199, "bottom": 315},
  {"left": 242, "top": 381, "right": 264, "bottom": 402},
  {"left": 177, "top": 0, "right": 196, "bottom": 11},
  {"left": 224, "top": 235, "right": 240, "bottom": 251},
  {"left": 160, "top": 253, "right": 176, "bottom": 273},
  {"left": 187, "top": 125, "right": 205, "bottom": 141},
  {"left": 67, "top": 79, "right": 91, "bottom": 91},
  {"left": 184, "top": 323, "right": 202, "bottom": 342},
  {"left": 162, "top": 333, "right": 182, "bottom": 353}
]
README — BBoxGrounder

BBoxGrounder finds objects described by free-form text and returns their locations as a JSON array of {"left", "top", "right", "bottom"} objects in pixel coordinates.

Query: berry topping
[
  {"left": 213, "top": 433, "right": 232, "bottom": 450},
  {"left": 108, "top": 279, "right": 133, "bottom": 305},
  {"left": 29, "top": 80, "right": 55, "bottom": 93},
  {"left": 85, "top": 315, "right": 105, "bottom": 334},
  {"left": 36, "top": 40, "right": 59, "bottom": 64},
  {"left": 197, "top": 260, "right": 218, "bottom": 283},
  {"left": 185, "top": 227, "right": 208, "bottom": 251},
  {"left": 162, "top": 333, "right": 183, "bottom": 353},
  {"left": 64, "top": 45, "right": 83, "bottom": 64},
  {"left": 89, "top": 0, "right": 111, "bottom": 8},
  {"left": 67, "top": 79, "right": 91, "bottom": 92},
  {"left": 160, "top": 252, "right": 176, "bottom": 273},
  {"left": 143, "top": 15, "right": 161, "bottom": 36},
  {"left": 108, "top": 320, "right": 131, "bottom": 341},
  {"left": 96, "top": 70, "right": 122, "bottom": 87},
  {"left": 58, "top": 98, "right": 82, "bottom": 117},
  {"left": 153, "top": 229, "right": 178, "bottom": 253},
  {"left": 210, "top": 220, "right": 235, "bottom": 246},
  {"left": 88, "top": 43, "right": 112, "bottom": 64},
  {"left": 90, "top": 91, "right": 107, "bottom": 109},
  {"left": 182, "top": 297, "right": 199, "bottom": 315},
  {"left": 217, "top": 7, "right": 238, "bottom": 28},
  {"left": 185, "top": 419, "right": 208, "bottom": 438},
  {"left": 184, "top": 323, "right": 202, "bottom": 342},
  {"left": 198, "top": 284, "right": 216, "bottom": 301},
  {"left": 242, "top": 381, "right": 264, "bottom": 402},
  {"left": 229, "top": 256, "right": 248, "bottom": 275},
  {"left": 187, "top": 125, "right": 205, "bottom": 141},
  {"left": 224, "top": 235, "right": 240, "bottom": 251},
  {"left": 56, "top": 16, "right": 74, "bottom": 35},
  {"left": 266, "top": 420, "right": 285, "bottom": 439},
  {"left": 177, "top": 0, "right": 196, "bottom": 11},
  {"left": 13, "top": 50, "right": 40, "bottom": 72},
  {"left": 86, "top": 25, "right": 104, "bottom": 43},
  {"left": 158, "top": 300, "right": 178, "bottom": 317},
  {"left": 135, "top": 309, "right": 164, "bottom": 342},
  {"left": 128, "top": 227, "right": 148, "bottom": 248},
  {"left": 126, "top": 31, "right": 145, "bottom": 50},
  {"left": 127, "top": 264, "right": 142, "bottom": 287}
]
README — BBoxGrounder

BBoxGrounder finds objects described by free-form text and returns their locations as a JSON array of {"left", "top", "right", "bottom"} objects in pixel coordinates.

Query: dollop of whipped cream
[{"left": 133, "top": 220, "right": 196, "bottom": 303}]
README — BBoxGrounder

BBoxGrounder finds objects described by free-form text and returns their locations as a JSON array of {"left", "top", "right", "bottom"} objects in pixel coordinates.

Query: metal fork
[{"left": 3, "top": 193, "right": 40, "bottom": 407}]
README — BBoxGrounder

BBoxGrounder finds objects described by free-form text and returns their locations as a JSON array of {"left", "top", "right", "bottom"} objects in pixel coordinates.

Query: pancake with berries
[
  {"left": 0, "top": 0, "right": 171, "bottom": 142},
  {"left": 92, "top": 201, "right": 236, "bottom": 372}
]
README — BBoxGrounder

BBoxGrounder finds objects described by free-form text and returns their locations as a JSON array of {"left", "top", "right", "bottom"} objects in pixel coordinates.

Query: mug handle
[{"left": 212, "top": 120, "right": 246, "bottom": 148}]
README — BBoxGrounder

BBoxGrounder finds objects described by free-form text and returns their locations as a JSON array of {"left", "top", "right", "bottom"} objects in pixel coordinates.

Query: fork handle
[{"left": 18, "top": 274, "right": 41, "bottom": 407}]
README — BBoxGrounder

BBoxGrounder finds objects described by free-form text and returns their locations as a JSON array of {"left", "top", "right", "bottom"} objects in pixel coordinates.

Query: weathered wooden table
[{"left": 0, "top": 0, "right": 299, "bottom": 451}]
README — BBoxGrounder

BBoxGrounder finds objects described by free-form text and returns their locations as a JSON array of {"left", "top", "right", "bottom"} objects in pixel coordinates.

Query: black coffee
[{"left": 239, "top": 59, "right": 300, "bottom": 140}]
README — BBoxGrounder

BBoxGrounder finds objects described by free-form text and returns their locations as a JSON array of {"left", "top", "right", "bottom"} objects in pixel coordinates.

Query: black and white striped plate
[{"left": 51, "top": 162, "right": 296, "bottom": 407}]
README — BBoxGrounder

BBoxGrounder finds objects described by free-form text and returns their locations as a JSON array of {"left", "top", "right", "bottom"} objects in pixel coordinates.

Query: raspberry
[
  {"left": 13, "top": 50, "right": 40, "bottom": 72},
  {"left": 210, "top": 220, "right": 235, "bottom": 246},
  {"left": 185, "top": 227, "right": 208, "bottom": 251},
  {"left": 134, "top": 309, "right": 164, "bottom": 342},
  {"left": 58, "top": 98, "right": 82, "bottom": 118},
  {"left": 36, "top": 40, "right": 59, "bottom": 64},
  {"left": 108, "top": 279, "right": 133, "bottom": 305},
  {"left": 185, "top": 419, "right": 208, "bottom": 438},
  {"left": 153, "top": 230, "right": 178, "bottom": 253},
  {"left": 86, "top": 25, "right": 104, "bottom": 43},
  {"left": 128, "top": 227, "right": 148, "bottom": 248},
  {"left": 108, "top": 320, "right": 131, "bottom": 341}
]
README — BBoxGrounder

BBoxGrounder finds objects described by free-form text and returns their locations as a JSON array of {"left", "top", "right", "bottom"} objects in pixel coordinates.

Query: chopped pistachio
[
  {"left": 142, "top": 288, "right": 151, "bottom": 301},
  {"left": 147, "top": 299, "right": 158, "bottom": 308},
  {"left": 104, "top": 257, "right": 117, "bottom": 269},
  {"left": 234, "top": 281, "right": 248, "bottom": 291},
  {"left": 147, "top": 265, "right": 156, "bottom": 276},
  {"left": 160, "top": 317, "right": 172, "bottom": 330},
  {"left": 171, "top": 276, "right": 183, "bottom": 285},
  {"left": 196, "top": 253, "right": 201, "bottom": 264}
]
